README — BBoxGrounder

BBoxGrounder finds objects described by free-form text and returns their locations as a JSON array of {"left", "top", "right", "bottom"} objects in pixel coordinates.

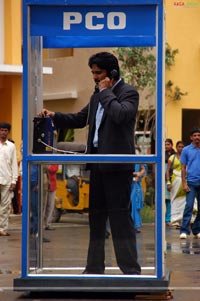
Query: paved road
[{"left": 1, "top": 214, "right": 200, "bottom": 300}]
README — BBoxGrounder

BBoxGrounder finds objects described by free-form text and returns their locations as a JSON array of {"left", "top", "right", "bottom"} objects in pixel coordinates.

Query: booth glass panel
[
  {"left": 28, "top": 45, "right": 156, "bottom": 156},
  {"left": 15, "top": 0, "right": 166, "bottom": 292},
  {"left": 27, "top": 162, "right": 155, "bottom": 276}
]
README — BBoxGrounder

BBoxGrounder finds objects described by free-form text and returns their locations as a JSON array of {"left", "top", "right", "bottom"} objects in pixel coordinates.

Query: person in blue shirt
[
  {"left": 131, "top": 163, "right": 147, "bottom": 233},
  {"left": 179, "top": 127, "right": 200, "bottom": 239}
]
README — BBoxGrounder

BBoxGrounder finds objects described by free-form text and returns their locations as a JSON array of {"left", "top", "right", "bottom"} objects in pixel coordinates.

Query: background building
[
  {"left": 165, "top": 1, "right": 200, "bottom": 145},
  {"left": 0, "top": 0, "right": 22, "bottom": 156}
]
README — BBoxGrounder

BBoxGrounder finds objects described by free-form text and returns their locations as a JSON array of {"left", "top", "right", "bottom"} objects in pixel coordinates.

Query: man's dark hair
[
  {"left": 88, "top": 52, "right": 120, "bottom": 80},
  {"left": 0, "top": 122, "right": 11, "bottom": 131},
  {"left": 190, "top": 127, "right": 200, "bottom": 135}
]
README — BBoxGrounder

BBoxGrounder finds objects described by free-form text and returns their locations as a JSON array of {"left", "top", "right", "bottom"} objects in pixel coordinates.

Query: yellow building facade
[
  {"left": 1, "top": 0, "right": 200, "bottom": 154},
  {"left": 0, "top": 0, "right": 22, "bottom": 155},
  {"left": 165, "top": 0, "right": 200, "bottom": 145}
]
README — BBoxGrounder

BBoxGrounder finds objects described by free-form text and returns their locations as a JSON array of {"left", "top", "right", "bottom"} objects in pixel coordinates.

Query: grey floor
[{"left": 1, "top": 214, "right": 200, "bottom": 300}]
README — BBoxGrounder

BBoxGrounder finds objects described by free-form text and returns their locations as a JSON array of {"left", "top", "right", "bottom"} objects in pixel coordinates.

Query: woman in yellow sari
[{"left": 166, "top": 141, "right": 185, "bottom": 227}]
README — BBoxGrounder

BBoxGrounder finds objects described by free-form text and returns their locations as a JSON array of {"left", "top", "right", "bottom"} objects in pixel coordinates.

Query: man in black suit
[{"left": 40, "top": 52, "right": 141, "bottom": 275}]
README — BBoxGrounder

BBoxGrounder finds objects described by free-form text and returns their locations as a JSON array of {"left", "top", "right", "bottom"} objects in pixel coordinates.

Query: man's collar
[
  {"left": 0, "top": 139, "right": 8, "bottom": 144},
  {"left": 191, "top": 142, "right": 200, "bottom": 148},
  {"left": 112, "top": 78, "right": 122, "bottom": 90}
]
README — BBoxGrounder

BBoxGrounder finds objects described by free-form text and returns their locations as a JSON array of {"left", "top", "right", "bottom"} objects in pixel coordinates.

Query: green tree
[
  {"left": 115, "top": 47, "right": 156, "bottom": 99},
  {"left": 165, "top": 43, "right": 187, "bottom": 101},
  {"left": 114, "top": 45, "right": 187, "bottom": 132}
]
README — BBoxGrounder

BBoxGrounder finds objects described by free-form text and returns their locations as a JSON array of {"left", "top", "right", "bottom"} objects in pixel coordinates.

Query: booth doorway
[{"left": 182, "top": 109, "right": 200, "bottom": 145}]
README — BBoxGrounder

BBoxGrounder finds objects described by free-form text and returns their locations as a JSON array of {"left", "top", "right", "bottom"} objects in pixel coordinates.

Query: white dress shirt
[
  {"left": 0, "top": 140, "right": 18, "bottom": 185},
  {"left": 93, "top": 78, "right": 122, "bottom": 147}
]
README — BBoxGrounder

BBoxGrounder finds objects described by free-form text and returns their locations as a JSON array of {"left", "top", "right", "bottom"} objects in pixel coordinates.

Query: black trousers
[{"left": 85, "top": 164, "right": 141, "bottom": 274}]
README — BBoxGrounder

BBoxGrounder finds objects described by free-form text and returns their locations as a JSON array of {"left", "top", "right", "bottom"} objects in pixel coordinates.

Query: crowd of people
[{"left": 165, "top": 128, "right": 200, "bottom": 239}]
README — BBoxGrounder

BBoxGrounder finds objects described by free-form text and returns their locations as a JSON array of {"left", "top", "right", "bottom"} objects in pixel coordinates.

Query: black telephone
[
  {"left": 33, "top": 116, "right": 54, "bottom": 154},
  {"left": 109, "top": 69, "right": 119, "bottom": 80},
  {"left": 94, "top": 69, "right": 119, "bottom": 93}
]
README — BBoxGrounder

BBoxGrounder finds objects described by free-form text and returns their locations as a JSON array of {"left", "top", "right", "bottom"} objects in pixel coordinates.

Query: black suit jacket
[{"left": 53, "top": 79, "right": 139, "bottom": 171}]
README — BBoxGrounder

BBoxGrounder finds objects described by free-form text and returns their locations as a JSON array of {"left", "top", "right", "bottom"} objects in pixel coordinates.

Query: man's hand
[
  {"left": 98, "top": 77, "right": 114, "bottom": 91},
  {"left": 9, "top": 183, "right": 16, "bottom": 191},
  {"left": 37, "top": 109, "right": 55, "bottom": 118},
  {"left": 167, "top": 183, "right": 172, "bottom": 191},
  {"left": 182, "top": 182, "right": 190, "bottom": 193}
]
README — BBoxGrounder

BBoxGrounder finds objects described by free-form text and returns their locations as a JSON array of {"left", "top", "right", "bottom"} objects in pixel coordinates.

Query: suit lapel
[
  {"left": 91, "top": 93, "right": 100, "bottom": 126},
  {"left": 100, "top": 79, "right": 124, "bottom": 125}
]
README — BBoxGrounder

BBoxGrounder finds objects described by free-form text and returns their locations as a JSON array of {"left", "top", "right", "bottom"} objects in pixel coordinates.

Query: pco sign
[{"left": 63, "top": 12, "right": 126, "bottom": 30}]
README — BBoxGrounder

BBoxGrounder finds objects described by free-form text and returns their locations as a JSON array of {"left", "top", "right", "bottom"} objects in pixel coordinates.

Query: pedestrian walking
[
  {"left": 0, "top": 122, "right": 18, "bottom": 236},
  {"left": 179, "top": 127, "right": 200, "bottom": 239}
]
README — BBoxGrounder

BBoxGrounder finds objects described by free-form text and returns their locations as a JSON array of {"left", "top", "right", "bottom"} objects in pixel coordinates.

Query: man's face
[
  {"left": 0, "top": 128, "right": 9, "bottom": 140},
  {"left": 190, "top": 132, "right": 200, "bottom": 145},
  {"left": 91, "top": 64, "right": 107, "bottom": 84}
]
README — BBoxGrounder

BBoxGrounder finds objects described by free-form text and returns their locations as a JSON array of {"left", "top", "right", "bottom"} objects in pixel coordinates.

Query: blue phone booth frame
[{"left": 14, "top": 0, "right": 168, "bottom": 294}]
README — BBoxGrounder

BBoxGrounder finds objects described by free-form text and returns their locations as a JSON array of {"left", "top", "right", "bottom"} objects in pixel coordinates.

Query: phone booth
[{"left": 14, "top": 0, "right": 168, "bottom": 295}]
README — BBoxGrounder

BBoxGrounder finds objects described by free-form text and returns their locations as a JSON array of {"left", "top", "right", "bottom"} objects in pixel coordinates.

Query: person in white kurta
[{"left": 0, "top": 123, "right": 18, "bottom": 236}]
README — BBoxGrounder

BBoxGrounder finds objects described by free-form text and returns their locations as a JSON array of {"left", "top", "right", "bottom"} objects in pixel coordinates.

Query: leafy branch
[
  {"left": 114, "top": 44, "right": 187, "bottom": 136},
  {"left": 166, "top": 80, "right": 188, "bottom": 101},
  {"left": 165, "top": 42, "right": 179, "bottom": 69},
  {"left": 165, "top": 43, "right": 187, "bottom": 101},
  {"left": 115, "top": 44, "right": 187, "bottom": 102},
  {"left": 115, "top": 47, "right": 156, "bottom": 99}
]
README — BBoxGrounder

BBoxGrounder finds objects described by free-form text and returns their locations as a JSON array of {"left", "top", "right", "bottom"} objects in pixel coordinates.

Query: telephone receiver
[
  {"left": 109, "top": 69, "right": 119, "bottom": 80},
  {"left": 94, "top": 69, "right": 119, "bottom": 93}
]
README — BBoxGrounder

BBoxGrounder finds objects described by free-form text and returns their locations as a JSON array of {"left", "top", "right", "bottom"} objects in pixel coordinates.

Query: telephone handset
[
  {"left": 94, "top": 69, "right": 119, "bottom": 93},
  {"left": 109, "top": 69, "right": 119, "bottom": 80}
]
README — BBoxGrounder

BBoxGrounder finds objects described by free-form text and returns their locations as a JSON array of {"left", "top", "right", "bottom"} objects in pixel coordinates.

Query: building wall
[
  {"left": 0, "top": 0, "right": 4, "bottom": 63},
  {"left": 11, "top": 76, "right": 22, "bottom": 150},
  {"left": 4, "top": 0, "right": 21, "bottom": 65},
  {"left": 0, "top": 76, "right": 12, "bottom": 121},
  {"left": 0, "top": 74, "right": 22, "bottom": 157},
  {"left": 165, "top": 1, "right": 200, "bottom": 144},
  {"left": 0, "top": 0, "right": 22, "bottom": 156}
]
